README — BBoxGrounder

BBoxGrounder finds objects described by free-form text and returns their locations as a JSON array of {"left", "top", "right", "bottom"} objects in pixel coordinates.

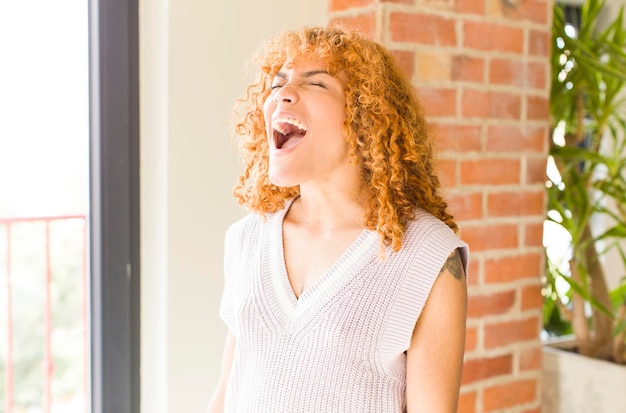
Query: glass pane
[{"left": 0, "top": 1, "right": 90, "bottom": 412}]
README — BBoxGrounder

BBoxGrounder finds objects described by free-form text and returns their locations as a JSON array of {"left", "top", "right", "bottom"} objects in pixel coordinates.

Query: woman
[{"left": 207, "top": 25, "right": 468, "bottom": 413}]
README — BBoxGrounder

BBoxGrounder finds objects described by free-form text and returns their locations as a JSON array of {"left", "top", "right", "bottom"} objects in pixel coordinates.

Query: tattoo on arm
[{"left": 440, "top": 249, "right": 464, "bottom": 281}]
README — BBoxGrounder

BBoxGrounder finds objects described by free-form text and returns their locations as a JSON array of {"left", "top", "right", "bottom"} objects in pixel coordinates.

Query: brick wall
[{"left": 329, "top": 1, "right": 552, "bottom": 412}]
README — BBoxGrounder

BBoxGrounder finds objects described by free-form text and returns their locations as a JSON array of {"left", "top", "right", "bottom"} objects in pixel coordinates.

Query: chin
[
  {"left": 268, "top": 176, "right": 297, "bottom": 188},
  {"left": 268, "top": 169, "right": 300, "bottom": 188}
]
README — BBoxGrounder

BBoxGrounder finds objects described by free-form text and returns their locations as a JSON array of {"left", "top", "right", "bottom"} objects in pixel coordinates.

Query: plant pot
[{"left": 542, "top": 336, "right": 626, "bottom": 412}]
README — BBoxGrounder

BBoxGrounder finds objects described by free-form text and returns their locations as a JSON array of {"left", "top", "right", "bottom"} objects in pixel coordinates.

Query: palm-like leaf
[{"left": 545, "top": 0, "right": 626, "bottom": 362}]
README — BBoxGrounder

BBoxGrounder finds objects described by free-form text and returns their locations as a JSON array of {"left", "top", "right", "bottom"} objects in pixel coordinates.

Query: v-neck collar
[{"left": 260, "top": 197, "right": 380, "bottom": 331}]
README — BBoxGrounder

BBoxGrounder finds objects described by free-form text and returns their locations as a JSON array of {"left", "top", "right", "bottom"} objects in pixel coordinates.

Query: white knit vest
[{"left": 220, "top": 199, "right": 468, "bottom": 413}]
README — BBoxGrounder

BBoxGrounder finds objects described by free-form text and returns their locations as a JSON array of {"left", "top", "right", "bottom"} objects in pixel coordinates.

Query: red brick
[
  {"left": 521, "top": 283, "right": 543, "bottom": 311},
  {"left": 485, "top": 253, "right": 542, "bottom": 283},
  {"left": 491, "top": 91, "right": 523, "bottom": 119},
  {"left": 328, "top": 6, "right": 549, "bottom": 412},
  {"left": 519, "top": 345, "right": 543, "bottom": 371},
  {"left": 526, "top": 61, "right": 548, "bottom": 90},
  {"left": 447, "top": 191, "right": 483, "bottom": 221},
  {"left": 456, "top": 0, "right": 485, "bottom": 15},
  {"left": 488, "top": 59, "right": 547, "bottom": 90},
  {"left": 435, "top": 123, "right": 482, "bottom": 152},
  {"left": 524, "top": 221, "right": 545, "bottom": 248},
  {"left": 529, "top": 29, "right": 551, "bottom": 57},
  {"left": 330, "top": 12, "right": 376, "bottom": 38},
  {"left": 329, "top": 0, "right": 374, "bottom": 11},
  {"left": 460, "top": 158, "right": 521, "bottom": 185},
  {"left": 417, "top": 50, "right": 452, "bottom": 81},
  {"left": 490, "top": 58, "right": 525, "bottom": 87},
  {"left": 460, "top": 89, "right": 490, "bottom": 118},
  {"left": 460, "top": 223, "right": 518, "bottom": 251},
  {"left": 390, "top": 12, "right": 457, "bottom": 46},
  {"left": 465, "top": 326, "right": 478, "bottom": 352},
  {"left": 461, "top": 354, "right": 513, "bottom": 385},
  {"left": 464, "top": 21, "right": 524, "bottom": 53},
  {"left": 487, "top": 190, "right": 545, "bottom": 217},
  {"left": 390, "top": 49, "right": 415, "bottom": 80},
  {"left": 457, "top": 390, "right": 477, "bottom": 413},
  {"left": 462, "top": 90, "right": 522, "bottom": 120},
  {"left": 526, "top": 155, "right": 548, "bottom": 185},
  {"left": 484, "top": 379, "right": 538, "bottom": 411},
  {"left": 527, "top": 94, "right": 549, "bottom": 120},
  {"left": 452, "top": 55, "right": 485, "bottom": 82},
  {"left": 486, "top": 125, "right": 547, "bottom": 153},
  {"left": 467, "top": 290, "right": 516, "bottom": 318},
  {"left": 466, "top": 259, "right": 480, "bottom": 286},
  {"left": 438, "top": 157, "right": 457, "bottom": 187},
  {"left": 502, "top": 0, "right": 549, "bottom": 24},
  {"left": 418, "top": 87, "right": 457, "bottom": 117},
  {"left": 484, "top": 316, "right": 541, "bottom": 348}
]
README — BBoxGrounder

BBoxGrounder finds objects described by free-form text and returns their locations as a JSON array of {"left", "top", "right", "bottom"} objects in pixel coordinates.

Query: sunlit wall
[{"left": 140, "top": 1, "right": 327, "bottom": 412}]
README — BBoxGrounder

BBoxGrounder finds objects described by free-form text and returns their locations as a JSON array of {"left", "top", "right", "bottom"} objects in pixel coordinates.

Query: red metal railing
[{"left": 1, "top": 215, "right": 88, "bottom": 413}]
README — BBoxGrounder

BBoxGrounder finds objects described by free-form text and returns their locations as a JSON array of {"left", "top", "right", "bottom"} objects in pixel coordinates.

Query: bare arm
[
  {"left": 206, "top": 331, "right": 237, "bottom": 413},
  {"left": 406, "top": 249, "right": 467, "bottom": 413}
]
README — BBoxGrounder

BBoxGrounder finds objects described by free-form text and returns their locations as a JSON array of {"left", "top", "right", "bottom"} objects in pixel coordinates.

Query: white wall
[
  {"left": 599, "top": 0, "right": 626, "bottom": 28},
  {"left": 140, "top": 1, "right": 327, "bottom": 412}
]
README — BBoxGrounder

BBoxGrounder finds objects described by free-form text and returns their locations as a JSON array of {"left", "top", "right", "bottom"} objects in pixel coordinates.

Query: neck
[
  {"left": 286, "top": 158, "right": 366, "bottom": 231},
  {"left": 290, "top": 183, "right": 367, "bottom": 232}
]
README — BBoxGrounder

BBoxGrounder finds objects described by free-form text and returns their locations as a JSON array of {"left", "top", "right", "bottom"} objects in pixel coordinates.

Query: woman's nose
[{"left": 274, "top": 83, "right": 299, "bottom": 104}]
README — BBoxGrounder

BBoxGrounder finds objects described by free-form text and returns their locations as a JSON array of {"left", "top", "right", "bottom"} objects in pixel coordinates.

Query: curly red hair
[{"left": 232, "top": 25, "right": 458, "bottom": 251}]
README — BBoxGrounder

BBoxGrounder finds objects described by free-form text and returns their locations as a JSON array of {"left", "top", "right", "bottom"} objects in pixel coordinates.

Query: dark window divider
[{"left": 88, "top": 0, "right": 140, "bottom": 412}]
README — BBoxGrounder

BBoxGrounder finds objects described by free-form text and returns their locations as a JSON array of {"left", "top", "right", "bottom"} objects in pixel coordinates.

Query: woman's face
[{"left": 263, "top": 58, "right": 351, "bottom": 188}]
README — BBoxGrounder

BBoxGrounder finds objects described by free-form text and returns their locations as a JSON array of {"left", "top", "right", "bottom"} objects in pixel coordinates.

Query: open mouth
[{"left": 272, "top": 118, "right": 307, "bottom": 150}]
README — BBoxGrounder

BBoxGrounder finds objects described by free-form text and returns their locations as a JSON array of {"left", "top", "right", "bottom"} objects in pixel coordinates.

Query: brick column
[{"left": 329, "top": 1, "right": 552, "bottom": 412}]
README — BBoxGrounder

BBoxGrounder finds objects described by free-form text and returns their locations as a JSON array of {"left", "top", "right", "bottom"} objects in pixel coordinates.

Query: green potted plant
[{"left": 542, "top": 0, "right": 626, "bottom": 410}]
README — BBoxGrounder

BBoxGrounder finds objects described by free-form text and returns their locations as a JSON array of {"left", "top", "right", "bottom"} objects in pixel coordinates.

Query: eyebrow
[{"left": 274, "top": 70, "right": 331, "bottom": 80}]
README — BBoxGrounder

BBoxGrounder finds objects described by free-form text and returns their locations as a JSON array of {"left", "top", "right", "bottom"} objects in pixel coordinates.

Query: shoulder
[
  {"left": 223, "top": 213, "right": 265, "bottom": 279},
  {"left": 224, "top": 203, "right": 288, "bottom": 250},
  {"left": 401, "top": 210, "right": 469, "bottom": 274},
  {"left": 378, "top": 210, "right": 468, "bottom": 352},
  {"left": 405, "top": 209, "right": 456, "bottom": 236},
  {"left": 404, "top": 210, "right": 465, "bottom": 248},
  {"left": 225, "top": 212, "right": 263, "bottom": 241}
]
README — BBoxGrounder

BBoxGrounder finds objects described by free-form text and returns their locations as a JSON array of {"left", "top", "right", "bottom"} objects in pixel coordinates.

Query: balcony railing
[{"left": 1, "top": 215, "right": 88, "bottom": 413}]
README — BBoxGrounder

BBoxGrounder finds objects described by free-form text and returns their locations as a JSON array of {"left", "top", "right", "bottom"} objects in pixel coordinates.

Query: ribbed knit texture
[{"left": 220, "top": 198, "right": 468, "bottom": 413}]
